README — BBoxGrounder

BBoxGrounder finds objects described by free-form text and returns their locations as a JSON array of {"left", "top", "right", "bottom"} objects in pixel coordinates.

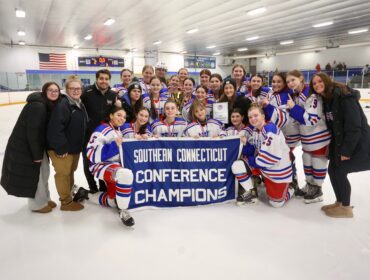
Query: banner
[
  {"left": 184, "top": 56, "right": 216, "bottom": 69},
  {"left": 122, "top": 137, "right": 241, "bottom": 209},
  {"left": 78, "top": 56, "right": 124, "bottom": 67}
]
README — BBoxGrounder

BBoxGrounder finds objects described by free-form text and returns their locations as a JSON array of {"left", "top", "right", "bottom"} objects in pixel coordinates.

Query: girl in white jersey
[
  {"left": 139, "top": 65, "right": 154, "bottom": 94},
  {"left": 286, "top": 70, "right": 330, "bottom": 203},
  {"left": 151, "top": 100, "right": 187, "bottom": 137},
  {"left": 121, "top": 107, "right": 152, "bottom": 139},
  {"left": 183, "top": 100, "right": 224, "bottom": 138},
  {"left": 86, "top": 106, "right": 135, "bottom": 227},
  {"left": 232, "top": 104, "right": 294, "bottom": 207},
  {"left": 143, "top": 76, "right": 168, "bottom": 123},
  {"left": 225, "top": 108, "right": 248, "bottom": 136},
  {"left": 182, "top": 85, "right": 214, "bottom": 122}
]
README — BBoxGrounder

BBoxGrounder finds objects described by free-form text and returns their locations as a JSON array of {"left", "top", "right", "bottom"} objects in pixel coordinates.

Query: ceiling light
[
  {"left": 280, "top": 40, "right": 294, "bottom": 45},
  {"left": 312, "top": 21, "right": 333, "bottom": 28},
  {"left": 84, "top": 34, "right": 92, "bottom": 40},
  {"left": 213, "top": 52, "right": 221, "bottom": 56},
  {"left": 186, "top": 28, "right": 199, "bottom": 34},
  {"left": 246, "top": 36, "right": 259, "bottom": 41},
  {"left": 104, "top": 18, "right": 115, "bottom": 26},
  {"left": 18, "top": 41, "right": 26, "bottom": 45},
  {"left": 206, "top": 45, "right": 216, "bottom": 49},
  {"left": 15, "top": 9, "right": 26, "bottom": 18},
  {"left": 247, "top": 7, "right": 266, "bottom": 16},
  {"left": 73, "top": 44, "right": 79, "bottom": 49},
  {"left": 348, "top": 28, "right": 368, "bottom": 34},
  {"left": 17, "top": 30, "right": 26, "bottom": 36},
  {"left": 180, "top": 51, "right": 187, "bottom": 54},
  {"left": 153, "top": 41, "right": 162, "bottom": 45},
  {"left": 237, "top": 47, "right": 248, "bottom": 51}
]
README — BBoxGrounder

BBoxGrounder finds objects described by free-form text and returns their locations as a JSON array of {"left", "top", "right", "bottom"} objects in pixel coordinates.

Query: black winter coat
[
  {"left": 1, "top": 92, "right": 49, "bottom": 198},
  {"left": 47, "top": 95, "right": 88, "bottom": 155},
  {"left": 324, "top": 86, "right": 370, "bottom": 170},
  {"left": 81, "top": 84, "right": 117, "bottom": 137}
]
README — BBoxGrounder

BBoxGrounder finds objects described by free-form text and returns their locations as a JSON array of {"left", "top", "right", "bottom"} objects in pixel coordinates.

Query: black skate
[
  {"left": 304, "top": 184, "right": 323, "bottom": 204},
  {"left": 72, "top": 185, "right": 90, "bottom": 202},
  {"left": 236, "top": 188, "right": 258, "bottom": 206},
  {"left": 119, "top": 210, "right": 135, "bottom": 227}
]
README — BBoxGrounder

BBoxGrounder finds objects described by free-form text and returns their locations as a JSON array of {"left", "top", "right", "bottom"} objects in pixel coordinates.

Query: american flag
[{"left": 38, "top": 53, "right": 67, "bottom": 70}]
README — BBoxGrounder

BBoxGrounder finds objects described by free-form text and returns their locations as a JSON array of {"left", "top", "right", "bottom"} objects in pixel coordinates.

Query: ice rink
[{"left": 1, "top": 104, "right": 370, "bottom": 280}]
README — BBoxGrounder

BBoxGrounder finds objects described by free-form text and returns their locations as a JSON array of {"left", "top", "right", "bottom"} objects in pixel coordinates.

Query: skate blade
[{"left": 304, "top": 196, "right": 324, "bottom": 204}]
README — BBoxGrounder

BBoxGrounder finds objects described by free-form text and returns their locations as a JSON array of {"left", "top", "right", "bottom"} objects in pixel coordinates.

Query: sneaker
[
  {"left": 325, "top": 205, "right": 353, "bottom": 218},
  {"left": 304, "top": 184, "right": 323, "bottom": 204},
  {"left": 119, "top": 210, "right": 135, "bottom": 227},
  {"left": 72, "top": 185, "right": 90, "bottom": 202},
  {"left": 48, "top": 200, "right": 57, "bottom": 208},
  {"left": 60, "top": 201, "right": 84, "bottom": 211},
  {"left": 236, "top": 188, "right": 258, "bottom": 206}
]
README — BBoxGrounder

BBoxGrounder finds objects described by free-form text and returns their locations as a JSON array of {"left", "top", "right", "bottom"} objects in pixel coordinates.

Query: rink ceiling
[{"left": 1, "top": 0, "right": 370, "bottom": 55}]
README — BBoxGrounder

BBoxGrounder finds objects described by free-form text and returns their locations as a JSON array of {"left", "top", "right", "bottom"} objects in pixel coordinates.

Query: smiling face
[
  {"left": 110, "top": 109, "right": 127, "bottom": 127},
  {"left": 200, "top": 74, "right": 210, "bottom": 87},
  {"left": 195, "top": 87, "right": 207, "bottom": 101},
  {"left": 183, "top": 79, "right": 194, "bottom": 94},
  {"left": 46, "top": 84, "right": 60, "bottom": 101},
  {"left": 312, "top": 75, "right": 325, "bottom": 95},
  {"left": 169, "top": 76, "right": 180, "bottom": 88},
  {"left": 250, "top": 76, "right": 263, "bottom": 91},
  {"left": 223, "top": 84, "right": 235, "bottom": 99},
  {"left": 121, "top": 70, "right": 132, "bottom": 86},
  {"left": 164, "top": 101, "right": 178, "bottom": 119},
  {"left": 248, "top": 108, "right": 265, "bottom": 129},
  {"left": 231, "top": 112, "right": 243, "bottom": 127},
  {"left": 194, "top": 106, "right": 207, "bottom": 122},
  {"left": 150, "top": 78, "right": 162, "bottom": 95},
  {"left": 66, "top": 81, "right": 82, "bottom": 101},
  {"left": 143, "top": 67, "right": 154, "bottom": 83},
  {"left": 96, "top": 73, "right": 110, "bottom": 91},
  {"left": 286, "top": 75, "right": 303, "bottom": 91},
  {"left": 136, "top": 109, "right": 150, "bottom": 126},
  {"left": 232, "top": 66, "right": 244, "bottom": 81},
  {"left": 272, "top": 75, "right": 285, "bottom": 93},
  {"left": 209, "top": 77, "right": 221, "bottom": 91},
  {"left": 178, "top": 69, "right": 189, "bottom": 82}
]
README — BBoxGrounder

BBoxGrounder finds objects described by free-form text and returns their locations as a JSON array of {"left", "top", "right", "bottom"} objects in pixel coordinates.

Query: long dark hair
[
  {"left": 104, "top": 106, "right": 126, "bottom": 123},
  {"left": 134, "top": 107, "right": 150, "bottom": 135},
  {"left": 309, "top": 72, "right": 349, "bottom": 100},
  {"left": 149, "top": 76, "right": 161, "bottom": 119},
  {"left": 41, "top": 82, "right": 61, "bottom": 111}
]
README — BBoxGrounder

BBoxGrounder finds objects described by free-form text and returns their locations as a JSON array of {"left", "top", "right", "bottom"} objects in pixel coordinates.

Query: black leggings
[{"left": 328, "top": 160, "right": 352, "bottom": 206}]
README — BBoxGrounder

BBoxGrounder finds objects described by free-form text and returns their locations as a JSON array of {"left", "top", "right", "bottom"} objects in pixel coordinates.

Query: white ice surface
[{"left": 1, "top": 104, "right": 370, "bottom": 280}]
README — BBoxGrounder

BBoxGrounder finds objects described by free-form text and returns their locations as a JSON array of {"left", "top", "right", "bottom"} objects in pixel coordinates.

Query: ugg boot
[
  {"left": 325, "top": 205, "right": 353, "bottom": 218},
  {"left": 60, "top": 201, "right": 84, "bottom": 211},
  {"left": 321, "top": 202, "right": 341, "bottom": 212},
  {"left": 48, "top": 200, "right": 57, "bottom": 208},
  {"left": 32, "top": 205, "right": 53, "bottom": 213}
]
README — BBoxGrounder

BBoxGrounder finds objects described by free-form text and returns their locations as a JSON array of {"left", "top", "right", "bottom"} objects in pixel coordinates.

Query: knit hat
[
  {"left": 127, "top": 82, "right": 142, "bottom": 94},
  {"left": 223, "top": 78, "right": 237, "bottom": 90}
]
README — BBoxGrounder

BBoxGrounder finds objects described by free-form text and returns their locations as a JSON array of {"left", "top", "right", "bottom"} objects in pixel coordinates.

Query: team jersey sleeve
[
  {"left": 86, "top": 129, "right": 119, "bottom": 164},
  {"left": 289, "top": 94, "right": 324, "bottom": 126}
]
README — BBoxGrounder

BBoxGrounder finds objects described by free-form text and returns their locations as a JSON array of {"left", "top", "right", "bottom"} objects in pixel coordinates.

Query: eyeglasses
[
  {"left": 68, "top": 87, "right": 82, "bottom": 92},
  {"left": 47, "top": 89, "right": 59, "bottom": 93}
]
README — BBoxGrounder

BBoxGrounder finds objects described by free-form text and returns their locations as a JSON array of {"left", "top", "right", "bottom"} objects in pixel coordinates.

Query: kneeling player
[
  {"left": 86, "top": 106, "right": 135, "bottom": 226},
  {"left": 232, "top": 104, "right": 294, "bottom": 207}
]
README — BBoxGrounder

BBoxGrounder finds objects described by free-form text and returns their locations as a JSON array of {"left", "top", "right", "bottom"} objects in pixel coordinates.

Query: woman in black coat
[
  {"left": 310, "top": 72, "right": 370, "bottom": 218},
  {"left": 1, "top": 82, "right": 61, "bottom": 213}
]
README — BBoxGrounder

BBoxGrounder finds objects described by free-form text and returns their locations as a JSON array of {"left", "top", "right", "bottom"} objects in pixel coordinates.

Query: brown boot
[
  {"left": 321, "top": 202, "right": 341, "bottom": 212},
  {"left": 325, "top": 205, "right": 353, "bottom": 218},
  {"left": 60, "top": 201, "right": 84, "bottom": 211},
  {"left": 32, "top": 205, "right": 53, "bottom": 213},
  {"left": 48, "top": 200, "right": 57, "bottom": 208}
]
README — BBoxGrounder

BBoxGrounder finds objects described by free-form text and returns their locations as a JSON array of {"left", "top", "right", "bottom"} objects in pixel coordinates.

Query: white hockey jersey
[
  {"left": 151, "top": 117, "right": 187, "bottom": 137},
  {"left": 183, "top": 118, "right": 224, "bottom": 137},
  {"left": 244, "top": 122, "right": 293, "bottom": 183},
  {"left": 225, "top": 125, "right": 248, "bottom": 137},
  {"left": 121, "top": 122, "right": 152, "bottom": 139},
  {"left": 289, "top": 90, "right": 331, "bottom": 152},
  {"left": 142, "top": 92, "right": 168, "bottom": 123},
  {"left": 86, "top": 123, "right": 123, "bottom": 179},
  {"left": 181, "top": 98, "right": 214, "bottom": 122}
]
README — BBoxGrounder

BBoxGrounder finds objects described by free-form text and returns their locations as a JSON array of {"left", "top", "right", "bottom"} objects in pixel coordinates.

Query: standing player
[{"left": 142, "top": 76, "right": 168, "bottom": 123}]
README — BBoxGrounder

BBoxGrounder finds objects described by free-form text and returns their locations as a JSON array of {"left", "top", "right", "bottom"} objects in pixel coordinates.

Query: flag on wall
[{"left": 38, "top": 53, "right": 67, "bottom": 70}]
